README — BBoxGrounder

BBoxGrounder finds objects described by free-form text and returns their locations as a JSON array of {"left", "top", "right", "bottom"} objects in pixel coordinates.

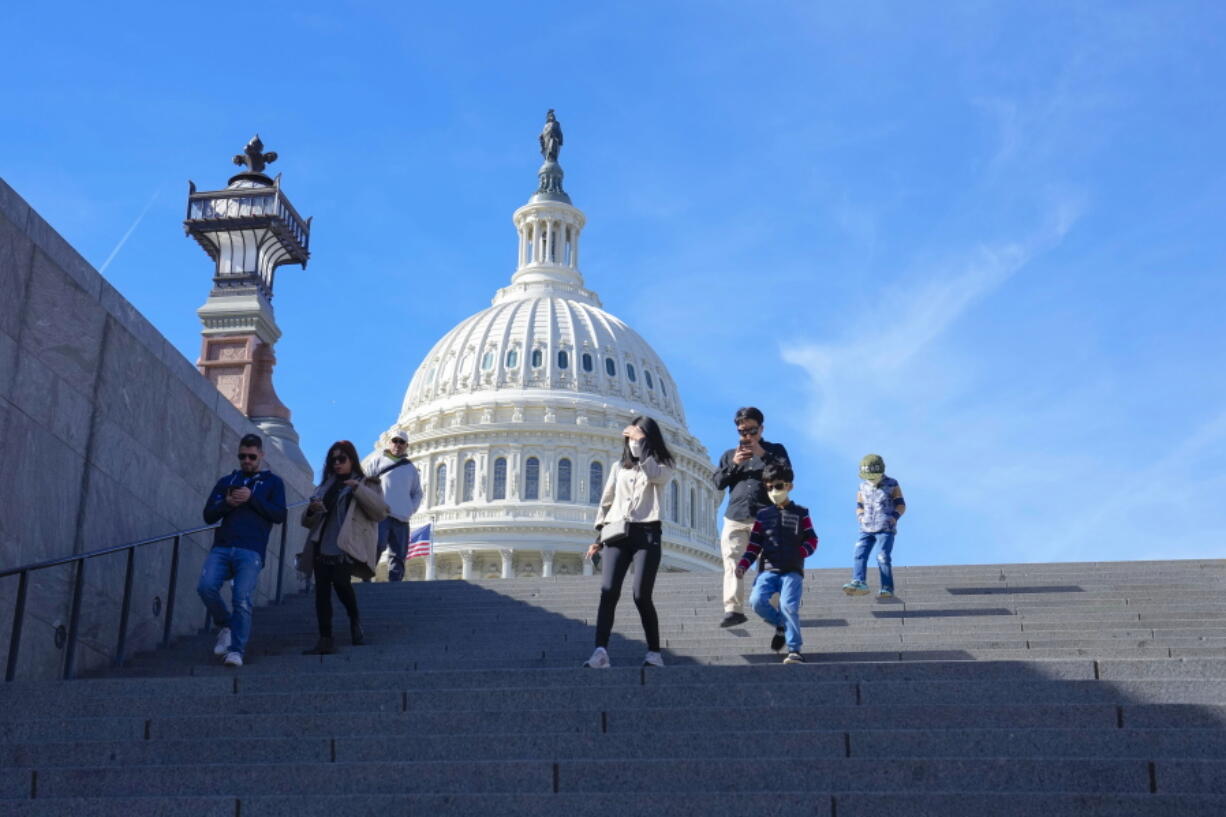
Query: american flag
[{"left": 407, "top": 523, "right": 432, "bottom": 559}]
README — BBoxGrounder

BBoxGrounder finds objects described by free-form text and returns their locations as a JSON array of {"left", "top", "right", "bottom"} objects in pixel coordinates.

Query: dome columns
[{"left": 512, "top": 203, "right": 587, "bottom": 289}]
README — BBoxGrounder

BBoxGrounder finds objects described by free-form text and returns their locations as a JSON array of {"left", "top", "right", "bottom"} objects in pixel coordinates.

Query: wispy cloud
[{"left": 98, "top": 189, "right": 159, "bottom": 274}]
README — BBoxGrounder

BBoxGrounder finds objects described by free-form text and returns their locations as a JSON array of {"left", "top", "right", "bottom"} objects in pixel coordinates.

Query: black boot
[
  {"left": 350, "top": 622, "right": 365, "bottom": 646},
  {"left": 303, "top": 637, "right": 335, "bottom": 655}
]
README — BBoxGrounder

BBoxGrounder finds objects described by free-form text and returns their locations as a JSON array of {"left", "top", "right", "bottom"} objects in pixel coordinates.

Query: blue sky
[{"left": 3, "top": 2, "right": 1223, "bottom": 567}]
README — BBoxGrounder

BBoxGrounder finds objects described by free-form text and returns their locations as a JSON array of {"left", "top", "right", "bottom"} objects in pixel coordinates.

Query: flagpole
[{"left": 424, "top": 513, "right": 437, "bottom": 581}]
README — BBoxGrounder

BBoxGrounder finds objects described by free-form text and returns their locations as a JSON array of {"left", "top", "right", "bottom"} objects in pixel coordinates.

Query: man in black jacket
[
  {"left": 198, "top": 433, "right": 287, "bottom": 667},
  {"left": 711, "top": 407, "right": 790, "bottom": 627}
]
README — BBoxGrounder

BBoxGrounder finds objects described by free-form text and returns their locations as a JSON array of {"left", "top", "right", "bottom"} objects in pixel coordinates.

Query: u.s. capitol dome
[{"left": 379, "top": 116, "right": 720, "bottom": 579}]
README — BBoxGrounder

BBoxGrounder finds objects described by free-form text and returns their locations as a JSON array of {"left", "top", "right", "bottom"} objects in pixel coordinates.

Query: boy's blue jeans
[
  {"left": 196, "top": 546, "right": 263, "bottom": 655},
  {"left": 852, "top": 531, "right": 895, "bottom": 590},
  {"left": 749, "top": 570, "right": 804, "bottom": 652}
]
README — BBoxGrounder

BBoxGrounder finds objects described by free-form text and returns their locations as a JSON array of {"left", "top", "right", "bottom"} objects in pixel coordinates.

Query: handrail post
[
  {"left": 275, "top": 519, "right": 288, "bottom": 604},
  {"left": 62, "top": 559, "right": 86, "bottom": 680},
  {"left": 162, "top": 535, "right": 181, "bottom": 647},
  {"left": 114, "top": 547, "right": 136, "bottom": 666},
  {"left": 5, "top": 571, "right": 30, "bottom": 682}
]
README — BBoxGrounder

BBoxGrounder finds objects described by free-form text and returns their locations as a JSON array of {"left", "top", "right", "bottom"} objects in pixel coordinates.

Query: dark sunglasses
[
  {"left": 765, "top": 481, "right": 789, "bottom": 491},
  {"left": 237, "top": 453, "right": 259, "bottom": 461},
  {"left": 737, "top": 426, "right": 761, "bottom": 436},
  {"left": 330, "top": 454, "right": 350, "bottom": 463}
]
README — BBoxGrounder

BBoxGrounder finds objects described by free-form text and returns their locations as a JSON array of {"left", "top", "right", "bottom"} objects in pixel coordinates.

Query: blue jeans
[
  {"left": 853, "top": 531, "right": 895, "bottom": 590},
  {"left": 196, "top": 547, "right": 263, "bottom": 655},
  {"left": 749, "top": 570, "right": 804, "bottom": 652},
  {"left": 377, "top": 518, "right": 409, "bottom": 582}
]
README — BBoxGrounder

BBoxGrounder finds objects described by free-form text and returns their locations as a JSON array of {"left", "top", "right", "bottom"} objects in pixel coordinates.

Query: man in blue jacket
[{"left": 198, "top": 433, "right": 287, "bottom": 667}]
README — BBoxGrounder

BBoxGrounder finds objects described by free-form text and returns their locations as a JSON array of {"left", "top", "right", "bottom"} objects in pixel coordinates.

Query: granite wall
[{"left": 0, "top": 178, "right": 315, "bottom": 680}]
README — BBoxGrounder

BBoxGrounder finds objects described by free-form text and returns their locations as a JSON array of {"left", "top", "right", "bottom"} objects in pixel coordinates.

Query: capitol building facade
[{"left": 381, "top": 117, "right": 721, "bottom": 580}]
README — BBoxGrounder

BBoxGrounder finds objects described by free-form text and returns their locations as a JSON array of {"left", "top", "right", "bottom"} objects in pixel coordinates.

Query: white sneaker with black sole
[
  {"left": 643, "top": 651, "right": 664, "bottom": 668},
  {"left": 212, "top": 627, "right": 231, "bottom": 656},
  {"left": 222, "top": 651, "right": 243, "bottom": 668},
  {"left": 583, "top": 647, "right": 611, "bottom": 669}
]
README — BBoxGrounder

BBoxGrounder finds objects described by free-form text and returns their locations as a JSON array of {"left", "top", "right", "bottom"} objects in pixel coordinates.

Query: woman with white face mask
[{"left": 584, "top": 416, "right": 675, "bottom": 668}]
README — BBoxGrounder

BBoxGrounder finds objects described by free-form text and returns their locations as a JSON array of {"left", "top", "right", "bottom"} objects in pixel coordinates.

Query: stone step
[
  {"left": 8, "top": 728, "right": 1226, "bottom": 768},
  {"left": 9, "top": 756, "right": 1214, "bottom": 798},
  {"left": 11, "top": 702, "right": 1223, "bottom": 743},
  {"left": 23, "top": 670, "right": 1226, "bottom": 712},
  {"left": 8, "top": 792, "right": 1226, "bottom": 817}
]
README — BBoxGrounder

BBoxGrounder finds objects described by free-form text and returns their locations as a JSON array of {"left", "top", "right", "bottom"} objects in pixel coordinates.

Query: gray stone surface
[
  {"left": 34, "top": 760, "right": 554, "bottom": 797},
  {"left": 557, "top": 757, "right": 1149, "bottom": 793},
  {"left": 1154, "top": 759, "right": 1226, "bottom": 793},
  {"left": 6, "top": 798, "right": 237, "bottom": 817},
  {"left": 242, "top": 794, "right": 833, "bottom": 817},
  {"left": 0, "top": 208, "right": 33, "bottom": 342},
  {"left": 833, "top": 793, "right": 1226, "bottom": 817}
]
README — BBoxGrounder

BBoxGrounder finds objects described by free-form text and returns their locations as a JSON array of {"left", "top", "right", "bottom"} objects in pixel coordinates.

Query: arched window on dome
[
  {"left": 524, "top": 457, "right": 540, "bottom": 500},
  {"left": 627, "top": 364, "right": 637, "bottom": 383},
  {"left": 505, "top": 349, "right": 519, "bottom": 368},
  {"left": 434, "top": 463, "right": 447, "bottom": 506},
  {"left": 427, "top": 366, "right": 437, "bottom": 384},
  {"left": 690, "top": 487, "right": 697, "bottom": 528},
  {"left": 660, "top": 378, "right": 668, "bottom": 397},
  {"left": 480, "top": 351, "right": 494, "bottom": 371},
  {"left": 645, "top": 370, "right": 654, "bottom": 389},
  {"left": 492, "top": 457, "right": 507, "bottom": 500},
  {"left": 462, "top": 460, "right": 475, "bottom": 503},
  {"left": 589, "top": 461, "right": 604, "bottom": 505},
  {"left": 605, "top": 358, "right": 616, "bottom": 377},
  {"left": 670, "top": 481, "right": 680, "bottom": 524},
  {"left": 564, "top": 227, "right": 573, "bottom": 266},
  {"left": 581, "top": 353, "right": 593, "bottom": 372},
  {"left": 557, "top": 350, "right": 569, "bottom": 369},
  {"left": 531, "top": 349, "right": 543, "bottom": 368},
  {"left": 557, "top": 458, "right": 572, "bottom": 501}
]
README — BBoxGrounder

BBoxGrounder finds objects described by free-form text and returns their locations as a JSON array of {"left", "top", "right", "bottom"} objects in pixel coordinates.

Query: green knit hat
[{"left": 859, "top": 454, "right": 886, "bottom": 484}]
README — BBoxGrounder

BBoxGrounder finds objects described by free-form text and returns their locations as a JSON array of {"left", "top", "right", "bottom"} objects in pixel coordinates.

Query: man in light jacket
[{"left": 362, "top": 430, "right": 423, "bottom": 582}]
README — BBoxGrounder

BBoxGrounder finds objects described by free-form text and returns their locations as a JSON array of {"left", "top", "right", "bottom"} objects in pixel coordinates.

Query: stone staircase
[{"left": 2, "top": 559, "right": 1226, "bottom": 815}]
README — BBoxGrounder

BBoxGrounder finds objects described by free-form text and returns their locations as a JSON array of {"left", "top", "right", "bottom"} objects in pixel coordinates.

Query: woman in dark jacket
[{"left": 298, "top": 440, "right": 388, "bottom": 655}]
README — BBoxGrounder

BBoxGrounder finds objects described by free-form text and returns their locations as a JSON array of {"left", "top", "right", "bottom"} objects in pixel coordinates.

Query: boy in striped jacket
[
  {"left": 843, "top": 454, "right": 906, "bottom": 599},
  {"left": 734, "top": 462, "right": 819, "bottom": 664}
]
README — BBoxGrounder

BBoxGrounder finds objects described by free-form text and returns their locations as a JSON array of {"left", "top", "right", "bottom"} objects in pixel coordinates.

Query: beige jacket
[
  {"left": 298, "top": 476, "right": 389, "bottom": 580},
  {"left": 594, "top": 456, "right": 674, "bottom": 528}
]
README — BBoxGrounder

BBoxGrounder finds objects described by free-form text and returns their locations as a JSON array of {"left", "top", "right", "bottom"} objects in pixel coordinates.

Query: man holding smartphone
[
  {"left": 198, "top": 433, "right": 287, "bottom": 667},
  {"left": 712, "top": 407, "right": 790, "bottom": 627}
]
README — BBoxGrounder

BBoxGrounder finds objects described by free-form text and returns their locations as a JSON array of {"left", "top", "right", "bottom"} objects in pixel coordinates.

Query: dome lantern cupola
[{"left": 499, "top": 110, "right": 598, "bottom": 307}]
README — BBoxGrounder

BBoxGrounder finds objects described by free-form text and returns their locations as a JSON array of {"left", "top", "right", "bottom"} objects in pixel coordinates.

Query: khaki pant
[{"left": 720, "top": 518, "right": 754, "bottom": 614}]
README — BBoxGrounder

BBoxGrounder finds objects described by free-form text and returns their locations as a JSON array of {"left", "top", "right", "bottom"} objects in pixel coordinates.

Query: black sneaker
[
  {"left": 783, "top": 651, "right": 805, "bottom": 664},
  {"left": 720, "top": 612, "right": 748, "bottom": 628},
  {"left": 770, "top": 627, "right": 786, "bottom": 652}
]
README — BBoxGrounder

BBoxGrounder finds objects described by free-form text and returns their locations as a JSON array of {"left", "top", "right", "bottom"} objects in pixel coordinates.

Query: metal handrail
[{"left": 2, "top": 499, "right": 308, "bottom": 682}]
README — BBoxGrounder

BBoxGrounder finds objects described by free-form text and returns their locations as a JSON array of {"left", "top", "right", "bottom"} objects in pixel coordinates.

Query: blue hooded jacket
[{"left": 202, "top": 469, "right": 287, "bottom": 558}]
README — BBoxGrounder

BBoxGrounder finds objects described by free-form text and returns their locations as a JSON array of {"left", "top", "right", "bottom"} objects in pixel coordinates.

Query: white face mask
[
  {"left": 629, "top": 438, "right": 646, "bottom": 458},
  {"left": 767, "top": 487, "right": 790, "bottom": 505}
]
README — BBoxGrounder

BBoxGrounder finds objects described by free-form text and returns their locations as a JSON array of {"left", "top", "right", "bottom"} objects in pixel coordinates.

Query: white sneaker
[
  {"left": 222, "top": 651, "right": 243, "bottom": 668},
  {"left": 212, "top": 627, "right": 231, "bottom": 656},
  {"left": 643, "top": 651, "right": 664, "bottom": 668},
  {"left": 583, "top": 647, "right": 611, "bottom": 669}
]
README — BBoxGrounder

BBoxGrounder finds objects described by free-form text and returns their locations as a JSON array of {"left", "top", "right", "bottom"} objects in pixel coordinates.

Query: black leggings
[
  {"left": 594, "top": 522, "right": 662, "bottom": 652},
  {"left": 313, "top": 559, "right": 360, "bottom": 638}
]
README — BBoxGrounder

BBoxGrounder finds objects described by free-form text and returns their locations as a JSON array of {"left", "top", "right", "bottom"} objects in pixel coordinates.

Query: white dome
[
  {"left": 380, "top": 143, "right": 720, "bottom": 580},
  {"left": 403, "top": 295, "right": 687, "bottom": 428}
]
